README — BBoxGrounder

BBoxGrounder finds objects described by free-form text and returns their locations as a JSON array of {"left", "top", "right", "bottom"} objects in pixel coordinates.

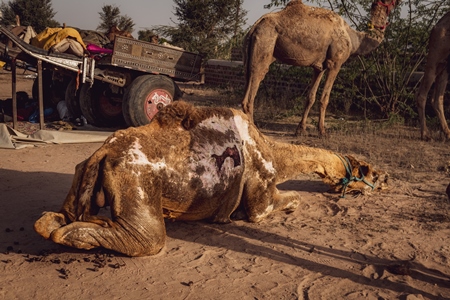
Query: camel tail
[
  {"left": 242, "top": 17, "right": 264, "bottom": 83},
  {"left": 76, "top": 148, "right": 107, "bottom": 214}
]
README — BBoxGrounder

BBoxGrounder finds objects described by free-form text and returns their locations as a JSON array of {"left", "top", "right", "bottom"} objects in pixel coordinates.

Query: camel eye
[{"left": 359, "top": 166, "right": 369, "bottom": 177}]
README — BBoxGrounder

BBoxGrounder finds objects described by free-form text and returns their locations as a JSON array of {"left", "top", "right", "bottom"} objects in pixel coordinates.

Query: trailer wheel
[
  {"left": 65, "top": 77, "right": 82, "bottom": 118},
  {"left": 122, "top": 75, "right": 180, "bottom": 127},
  {"left": 79, "top": 82, "right": 125, "bottom": 127}
]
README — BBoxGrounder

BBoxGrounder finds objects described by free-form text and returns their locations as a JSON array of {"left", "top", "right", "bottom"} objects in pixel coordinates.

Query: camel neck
[{"left": 267, "top": 139, "right": 347, "bottom": 185}]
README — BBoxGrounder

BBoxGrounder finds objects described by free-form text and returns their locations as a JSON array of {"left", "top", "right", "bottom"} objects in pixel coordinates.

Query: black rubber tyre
[
  {"left": 64, "top": 77, "right": 82, "bottom": 118},
  {"left": 122, "top": 75, "right": 178, "bottom": 127},
  {"left": 79, "top": 82, "right": 125, "bottom": 127}
]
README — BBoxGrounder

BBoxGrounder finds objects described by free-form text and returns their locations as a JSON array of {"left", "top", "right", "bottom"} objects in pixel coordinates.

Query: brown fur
[
  {"left": 242, "top": 0, "right": 400, "bottom": 136},
  {"left": 416, "top": 11, "right": 450, "bottom": 140},
  {"left": 446, "top": 183, "right": 450, "bottom": 200},
  {"left": 34, "top": 101, "right": 386, "bottom": 256}
]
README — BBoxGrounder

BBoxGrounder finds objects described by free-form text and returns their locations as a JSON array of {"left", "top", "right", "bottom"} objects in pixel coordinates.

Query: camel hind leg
[
  {"left": 431, "top": 68, "right": 450, "bottom": 139},
  {"left": 35, "top": 163, "right": 167, "bottom": 257},
  {"left": 242, "top": 19, "right": 277, "bottom": 122},
  {"left": 49, "top": 210, "right": 166, "bottom": 257},
  {"left": 416, "top": 65, "right": 440, "bottom": 140},
  {"left": 47, "top": 185, "right": 166, "bottom": 257}
]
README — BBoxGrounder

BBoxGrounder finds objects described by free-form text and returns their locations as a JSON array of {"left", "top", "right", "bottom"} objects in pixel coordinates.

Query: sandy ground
[{"left": 0, "top": 72, "right": 449, "bottom": 299}]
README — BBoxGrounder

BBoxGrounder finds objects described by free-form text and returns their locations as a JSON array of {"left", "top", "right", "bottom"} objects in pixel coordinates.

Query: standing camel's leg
[
  {"left": 296, "top": 68, "right": 325, "bottom": 136},
  {"left": 416, "top": 65, "right": 439, "bottom": 140},
  {"left": 430, "top": 68, "right": 450, "bottom": 139},
  {"left": 316, "top": 67, "right": 341, "bottom": 136},
  {"left": 416, "top": 28, "right": 450, "bottom": 140},
  {"left": 242, "top": 24, "right": 276, "bottom": 122}
]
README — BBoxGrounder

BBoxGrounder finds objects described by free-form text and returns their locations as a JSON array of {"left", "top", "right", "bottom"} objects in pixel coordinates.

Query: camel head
[
  {"left": 107, "top": 26, "right": 133, "bottom": 42},
  {"left": 327, "top": 155, "right": 388, "bottom": 197},
  {"left": 369, "top": 0, "right": 400, "bottom": 32},
  {"left": 369, "top": 0, "right": 401, "bottom": 35}
]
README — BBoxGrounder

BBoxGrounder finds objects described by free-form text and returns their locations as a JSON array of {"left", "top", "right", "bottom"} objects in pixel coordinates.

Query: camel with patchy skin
[
  {"left": 34, "top": 101, "right": 386, "bottom": 257},
  {"left": 416, "top": 11, "right": 450, "bottom": 140},
  {"left": 242, "top": 0, "right": 400, "bottom": 136}
]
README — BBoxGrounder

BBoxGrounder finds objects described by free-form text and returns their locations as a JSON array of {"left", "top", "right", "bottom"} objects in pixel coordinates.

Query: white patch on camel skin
[
  {"left": 234, "top": 115, "right": 275, "bottom": 174},
  {"left": 187, "top": 116, "right": 244, "bottom": 195},
  {"left": 127, "top": 139, "right": 166, "bottom": 170}
]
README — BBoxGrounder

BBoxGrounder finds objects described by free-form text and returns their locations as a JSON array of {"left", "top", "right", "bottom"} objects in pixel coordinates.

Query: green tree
[
  {"left": 155, "top": 0, "right": 247, "bottom": 60},
  {"left": 97, "top": 5, "right": 135, "bottom": 34},
  {"left": 0, "top": 0, "right": 59, "bottom": 32}
]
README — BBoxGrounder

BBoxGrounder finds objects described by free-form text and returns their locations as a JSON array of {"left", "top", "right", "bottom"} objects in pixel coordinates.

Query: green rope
[{"left": 335, "top": 154, "right": 376, "bottom": 198}]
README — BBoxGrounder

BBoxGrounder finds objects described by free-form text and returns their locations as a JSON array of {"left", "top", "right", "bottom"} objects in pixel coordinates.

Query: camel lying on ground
[
  {"left": 34, "top": 101, "right": 387, "bottom": 256},
  {"left": 242, "top": 0, "right": 400, "bottom": 136}
]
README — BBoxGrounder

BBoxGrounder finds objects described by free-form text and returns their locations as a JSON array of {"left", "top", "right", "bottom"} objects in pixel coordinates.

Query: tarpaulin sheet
[{"left": 0, "top": 124, "right": 111, "bottom": 149}]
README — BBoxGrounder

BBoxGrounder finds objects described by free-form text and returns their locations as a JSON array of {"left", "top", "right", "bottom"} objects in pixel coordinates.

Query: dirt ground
[{"left": 0, "top": 71, "right": 449, "bottom": 300}]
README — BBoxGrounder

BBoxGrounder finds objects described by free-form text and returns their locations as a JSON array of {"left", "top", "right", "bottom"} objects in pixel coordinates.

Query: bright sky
[{"left": 51, "top": 0, "right": 280, "bottom": 37}]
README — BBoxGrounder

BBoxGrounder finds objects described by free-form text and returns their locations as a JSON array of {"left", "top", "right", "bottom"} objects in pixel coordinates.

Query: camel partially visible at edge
[
  {"left": 416, "top": 11, "right": 450, "bottom": 141},
  {"left": 242, "top": 0, "right": 400, "bottom": 136},
  {"left": 34, "top": 101, "right": 386, "bottom": 256}
]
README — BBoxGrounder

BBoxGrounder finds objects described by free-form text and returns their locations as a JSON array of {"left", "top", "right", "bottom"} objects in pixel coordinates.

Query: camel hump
[
  {"left": 154, "top": 100, "right": 200, "bottom": 130},
  {"left": 286, "top": 0, "right": 303, "bottom": 8},
  {"left": 155, "top": 100, "right": 236, "bottom": 131}
]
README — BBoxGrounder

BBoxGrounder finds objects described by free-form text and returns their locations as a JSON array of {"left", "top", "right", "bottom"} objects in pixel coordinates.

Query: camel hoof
[
  {"left": 34, "top": 212, "right": 67, "bottom": 239},
  {"left": 294, "top": 128, "right": 307, "bottom": 137},
  {"left": 318, "top": 129, "right": 329, "bottom": 138}
]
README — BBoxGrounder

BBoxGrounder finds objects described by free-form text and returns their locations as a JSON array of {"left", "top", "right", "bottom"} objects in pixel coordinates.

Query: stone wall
[{"left": 204, "top": 59, "right": 308, "bottom": 95}]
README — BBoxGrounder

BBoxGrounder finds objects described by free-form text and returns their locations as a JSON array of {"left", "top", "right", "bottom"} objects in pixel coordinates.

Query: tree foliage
[
  {"left": 154, "top": 0, "right": 248, "bottom": 60},
  {"left": 0, "top": 0, "right": 59, "bottom": 32},
  {"left": 97, "top": 5, "right": 135, "bottom": 34}
]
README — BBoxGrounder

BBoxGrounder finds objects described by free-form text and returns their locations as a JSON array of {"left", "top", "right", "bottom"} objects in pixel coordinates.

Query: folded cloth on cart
[
  {"left": 7, "top": 25, "right": 37, "bottom": 43},
  {"left": 31, "top": 27, "right": 86, "bottom": 57}
]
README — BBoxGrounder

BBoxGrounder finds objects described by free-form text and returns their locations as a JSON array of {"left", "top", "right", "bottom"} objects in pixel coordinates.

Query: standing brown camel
[
  {"left": 242, "top": 0, "right": 400, "bottom": 136},
  {"left": 416, "top": 11, "right": 450, "bottom": 140}
]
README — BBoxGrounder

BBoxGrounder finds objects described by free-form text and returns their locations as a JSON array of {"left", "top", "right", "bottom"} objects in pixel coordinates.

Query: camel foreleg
[
  {"left": 296, "top": 69, "right": 325, "bottom": 136},
  {"left": 244, "top": 179, "right": 300, "bottom": 223}
]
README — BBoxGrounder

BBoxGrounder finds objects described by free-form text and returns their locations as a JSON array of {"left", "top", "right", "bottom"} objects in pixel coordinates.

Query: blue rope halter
[{"left": 335, "top": 154, "right": 376, "bottom": 198}]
